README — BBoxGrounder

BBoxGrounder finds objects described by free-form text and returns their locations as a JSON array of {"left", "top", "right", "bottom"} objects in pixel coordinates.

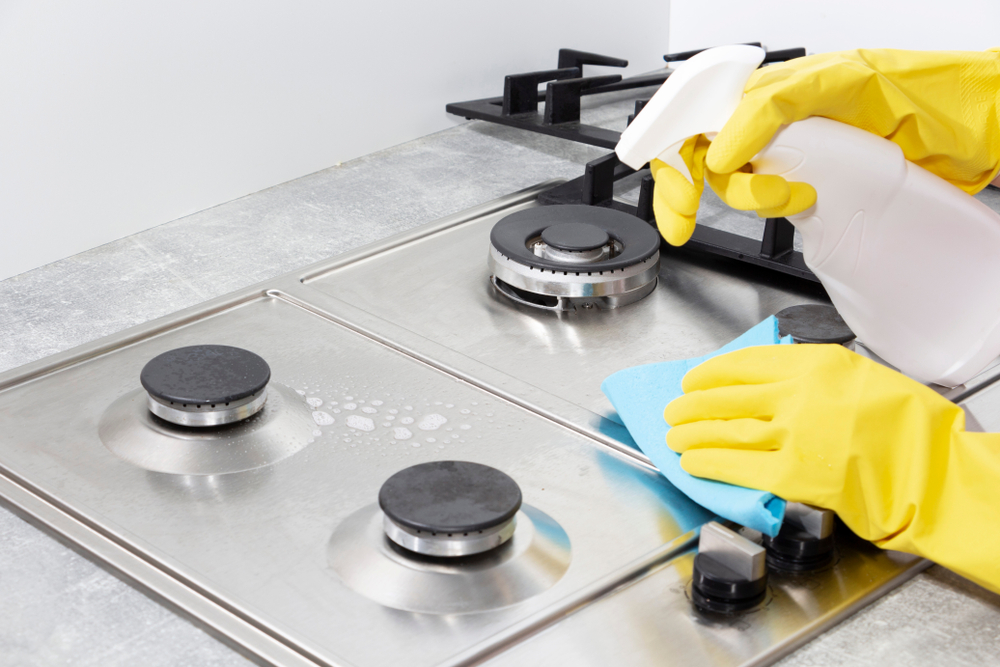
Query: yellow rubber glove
[
  {"left": 710, "top": 48, "right": 1000, "bottom": 194},
  {"left": 650, "top": 136, "right": 816, "bottom": 246},
  {"left": 655, "top": 47, "right": 1000, "bottom": 247},
  {"left": 664, "top": 344, "right": 1000, "bottom": 593}
]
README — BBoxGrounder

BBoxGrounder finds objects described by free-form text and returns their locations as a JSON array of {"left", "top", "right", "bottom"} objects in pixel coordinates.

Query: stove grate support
[{"left": 446, "top": 43, "right": 816, "bottom": 282}]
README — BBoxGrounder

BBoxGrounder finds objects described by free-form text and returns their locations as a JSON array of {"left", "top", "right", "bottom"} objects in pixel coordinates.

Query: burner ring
[
  {"left": 140, "top": 345, "right": 271, "bottom": 427},
  {"left": 378, "top": 461, "right": 522, "bottom": 557},
  {"left": 541, "top": 222, "right": 610, "bottom": 252},
  {"left": 490, "top": 205, "right": 660, "bottom": 273},
  {"left": 146, "top": 387, "right": 268, "bottom": 427},
  {"left": 382, "top": 512, "right": 518, "bottom": 558}
]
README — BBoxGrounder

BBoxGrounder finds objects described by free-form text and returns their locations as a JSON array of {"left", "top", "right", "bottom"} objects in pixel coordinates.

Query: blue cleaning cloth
[{"left": 601, "top": 317, "right": 790, "bottom": 537}]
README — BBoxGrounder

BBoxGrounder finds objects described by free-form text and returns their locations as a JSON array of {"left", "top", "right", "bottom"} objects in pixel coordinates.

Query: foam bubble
[
  {"left": 346, "top": 415, "right": 375, "bottom": 431},
  {"left": 418, "top": 414, "right": 448, "bottom": 431},
  {"left": 312, "top": 411, "right": 335, "bottom": 426}
]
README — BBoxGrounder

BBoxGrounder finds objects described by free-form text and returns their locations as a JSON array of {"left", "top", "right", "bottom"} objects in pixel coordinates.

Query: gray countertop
[{"left": 2, "top": 107, "right": 1000, "bottom": 666}]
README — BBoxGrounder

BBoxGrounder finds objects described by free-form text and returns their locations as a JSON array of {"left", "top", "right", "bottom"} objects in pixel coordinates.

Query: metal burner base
[
  {"left": 383, "top": 512, "right": 517, "bottom": 557},
  {"left": 329, "top": 504, "right": 570, "bottom": 615},
  {"left": 146, "top": 387, "right": 268, "bottom": 427},
  {"left": 99, "top": 383, "right": 314, "bottom": 475}
]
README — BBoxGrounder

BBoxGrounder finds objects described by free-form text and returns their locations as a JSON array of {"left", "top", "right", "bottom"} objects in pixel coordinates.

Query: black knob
[
  {"left": 763, "top": 503, "right": 836, "bottom": 572},
  {"left": 691, "top": 522, "right": 768, "bottom": 614}
]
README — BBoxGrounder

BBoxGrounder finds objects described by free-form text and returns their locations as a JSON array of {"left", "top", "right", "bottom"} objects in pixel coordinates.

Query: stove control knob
[
  {"left": 763, "top": 502, "right": 836, "bottom": 572},
  {"left": 691, "top": 522, "right": 768, "bottom": 613}
]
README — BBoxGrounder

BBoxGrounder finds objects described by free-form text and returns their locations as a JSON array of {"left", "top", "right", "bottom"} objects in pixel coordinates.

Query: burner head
[
  {"left": 378, "top": 461, "right": 522, "bottom": 557},
  {"left": 541, "top": 222, "right": 610, "bottom": 252},
  {"left": 140, "top": 345, "right": 271, "bottom": 427},
  {"left": 776, "top": 304, "right": 856, "bottom": 345},
  {"left": 488, "top": 205, "right": 660, "bottom": 311}
]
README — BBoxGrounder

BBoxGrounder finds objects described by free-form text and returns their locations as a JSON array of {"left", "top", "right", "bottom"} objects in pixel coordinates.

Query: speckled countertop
[{"left": 2, "top": 100, "right": 1000, "bottom": 666}]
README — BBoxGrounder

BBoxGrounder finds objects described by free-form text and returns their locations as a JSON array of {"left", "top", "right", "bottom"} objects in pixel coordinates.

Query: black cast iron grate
[{"left": 446, "top": 45, "right": 818, "bottom": 282}]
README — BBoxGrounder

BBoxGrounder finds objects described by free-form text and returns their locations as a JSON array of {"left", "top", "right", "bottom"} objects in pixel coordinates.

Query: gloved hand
[
  {"left": 655, "top": 47, "right": 1000, "bottom": 246},
  {"left": 664, "top": 344, "right": 1000, "bottom": 593},
  {"left": 650, "top": 136, "right": 816, "bottom": 246}
]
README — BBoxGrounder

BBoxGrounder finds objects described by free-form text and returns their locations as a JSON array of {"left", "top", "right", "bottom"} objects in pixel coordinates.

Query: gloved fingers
[
  {"left": 705, "top": 92, "right": 793, "bottom": 175},
  {"left": 680, "top": 346, "right": 799, "bottom": 393},
  {"left": 679, "top": 447, "right": 778, "bottom": 490},
  {"left": 705, "top": 168, "right": 791, "bottom": 212},
  {"left": 755, "top": 181, "right": 817, "bottom": 218},
  {"left": 665, "top": 382, "right": 782, "bottom": 425},
  {"left": 650, "top": 159, "right": 702, "bottom": 217},
  {"left": 667, "top": 418, "right": 782, "bottom": 454},
  {"left": 649, "top": 135, "right": 712, "bottom": 247},
  {"left": 652, "top": 187, "right": 698, "bottom": 247}
]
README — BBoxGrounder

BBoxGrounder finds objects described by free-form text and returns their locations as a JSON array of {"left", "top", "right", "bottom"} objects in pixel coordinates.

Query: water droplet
[
  {"left": 361, "top": 406, "right": 377, "bottom": 414},
  {"left": 346, "top": 415, "right": 375, "bottom": 431},
  {"left": 460, "top": 409, "right": 470, "bottom": 414},
  {"left": 344, "top": 402, "right": 357, "bottom": 410},
  {"left": 472, "top": 401, "right": 479, "bottom": 406},
  {"left": 411, "top": 442, "right": 421, "bottom": 448},
  {"left": 382, "top": 422, "right": 391, "bottom": 427},
  {"left": 307, "top": 397, "right": 323, "bottom": 408},
  {"left": 385, "top": 415, "right": 395, "bottom": 421},
  {"left": 459, "top": 424, "right": 472, "bottom": 430},
  {"left": 404, "top": 405, "right": 413, "bottom": 411},
  {"left": 344, "top": 437, "right": 352, "bottom": 443},
  {"left": 400, "top": 416, "right": 414, "bottom": 425},
  {"left": 312, "top": 411, "right": 335, "bottom": 426},
  {"left": 393, "top": 427, "right": 413, "bottom": 440},
  {"left": 345, "top": 396, "right": 354, "bottom": 401},
  {"left": 296, "top": 389, "right": 306, "bottom": 396},
  {"left": 426, "top": 437, "right": 436, "bottom": 443},
  {"left": 371, "top": 399, "right": 384, "bottom": 406},
  {"left": 418, "top": 414, "right": 448, "bottom": 431},
  {"left": 445, "top": 403, "right": 454, "bottom": 408},
  {"left": 312, "top": 429, "right": 322, "bottom": 436},
  {"left": 389, "top": 408, "right": 398, "bottom": 414}
]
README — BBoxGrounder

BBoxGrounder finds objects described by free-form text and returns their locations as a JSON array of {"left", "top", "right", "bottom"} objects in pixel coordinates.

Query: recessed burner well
[
  {"left": 489, "top": 205, "right": 660, "bottom": 311},
  {"left": 140, "top": 345, "right": 270, "bottom": 427}
]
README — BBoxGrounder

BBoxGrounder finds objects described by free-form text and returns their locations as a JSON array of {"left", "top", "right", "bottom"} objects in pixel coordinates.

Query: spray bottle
[{"left": 617, "top": 45, "right": 1000, "bottom": 387}]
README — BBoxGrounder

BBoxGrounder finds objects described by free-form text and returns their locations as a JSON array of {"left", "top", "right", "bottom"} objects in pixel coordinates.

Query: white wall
[
  {"left": 0, "top": 1, "right": 671, "bottom": 281},
  {"left": 670, "top": 1, "right": 1000, "bottom": 55}
]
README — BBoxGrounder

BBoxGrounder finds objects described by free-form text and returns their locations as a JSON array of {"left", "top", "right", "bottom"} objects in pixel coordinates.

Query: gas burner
[
  {"left": 378, "top": 461, "right": 521, "bottom": 557},
  {"left": 140, "top": 345, "right": 271, "bottom": 427},
  {"left": 328, "top": 462, "right": 570, "bottom": 614},
  {"left": 776, "top": 304, "right": 856, "bottom": 345},
  {"left": 488, "top": 205, "right": 660, "bottom": 311}
]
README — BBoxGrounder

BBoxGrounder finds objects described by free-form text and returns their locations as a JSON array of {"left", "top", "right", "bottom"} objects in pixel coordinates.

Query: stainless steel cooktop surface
[{"left": 2, "top": 183, "right": 971, "bottom": 667}]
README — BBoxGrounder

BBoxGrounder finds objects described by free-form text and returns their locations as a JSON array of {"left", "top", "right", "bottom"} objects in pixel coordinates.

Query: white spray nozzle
[{"left": 616, "top": 45, "right": 766, "bottom": 172}]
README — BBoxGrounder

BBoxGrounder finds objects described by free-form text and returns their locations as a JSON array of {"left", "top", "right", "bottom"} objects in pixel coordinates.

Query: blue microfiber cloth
[{"left": 601, "top": 317, "right": 790, "bottom": 537}]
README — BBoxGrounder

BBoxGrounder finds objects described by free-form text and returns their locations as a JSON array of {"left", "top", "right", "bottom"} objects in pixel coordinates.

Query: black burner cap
[
  {"left": 378, "top": 461, "right": 522, "bottom": 534},
  {"left": 776, "top": 304, "right": 856, "bottom": 345},
  {"left": 490, "top": 205, "right": 659, "bottom": 272},
  {"left": 140, "top": 345, "right": 271, "bottom": 405},
  {"left": 541, "top": 222, "right": 610, "bottom": 252}
]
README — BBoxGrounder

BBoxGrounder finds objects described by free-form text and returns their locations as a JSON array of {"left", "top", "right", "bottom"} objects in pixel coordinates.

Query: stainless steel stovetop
[{"left": 5, "top": 182, "right": 1000, "bottom": 666}]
